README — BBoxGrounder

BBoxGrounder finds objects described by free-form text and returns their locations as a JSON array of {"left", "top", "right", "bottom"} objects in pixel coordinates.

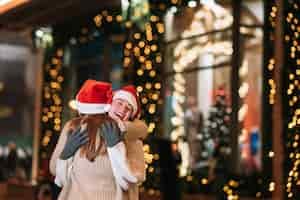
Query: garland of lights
[
  {"left": 39, "top": 48, "right": 64, "bottom": 178},
  {"left": 284, "top": 1, "right": 300, "bottom": 199}
]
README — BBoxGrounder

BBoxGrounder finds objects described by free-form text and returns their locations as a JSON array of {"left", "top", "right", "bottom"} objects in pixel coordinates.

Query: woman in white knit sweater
[{"left": 49, "top": 81, "right": 147, "bottom": 200}]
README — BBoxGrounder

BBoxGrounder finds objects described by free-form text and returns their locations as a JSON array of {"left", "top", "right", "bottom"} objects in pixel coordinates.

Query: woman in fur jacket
[{"left": 50, "top": 80, "right": 147, "bottom": 200}]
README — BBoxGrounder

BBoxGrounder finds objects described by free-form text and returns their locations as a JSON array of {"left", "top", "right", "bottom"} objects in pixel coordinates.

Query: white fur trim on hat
[
  {"left": 113, "top": 90, "right": 137, "bottom": 116},
  {"left": 75, "top": 101, "right": 111, "bottom": 114}
]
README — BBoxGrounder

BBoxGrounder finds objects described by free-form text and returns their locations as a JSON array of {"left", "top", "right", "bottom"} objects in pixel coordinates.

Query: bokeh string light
[
  {"left": 284, "top": 1, "right": 300, "bottom": 199},
  {"left": 39, "top": 48, "right": 64, "bottom": 177}
]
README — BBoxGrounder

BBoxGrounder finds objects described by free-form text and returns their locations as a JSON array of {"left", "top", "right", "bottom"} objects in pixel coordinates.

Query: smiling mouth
[{"left": 115, "top": 113, "right": 123, "bottom": 119}]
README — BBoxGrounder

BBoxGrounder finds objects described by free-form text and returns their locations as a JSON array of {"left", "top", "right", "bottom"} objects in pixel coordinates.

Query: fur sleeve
[
  {"left": 124, "top": 119, "right": 148, "bottom": 141},
  {"left": 126, "top": 140, "right": 146, "bottom": 183}
]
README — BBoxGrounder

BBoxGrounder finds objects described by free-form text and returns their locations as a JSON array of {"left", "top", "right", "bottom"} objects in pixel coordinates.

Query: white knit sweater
[
  {"left": 50, "top": 120, "right": 147, "bottom": 200},
  {"left": 59, "top": 150, "right": 120, "bottom": 200}
]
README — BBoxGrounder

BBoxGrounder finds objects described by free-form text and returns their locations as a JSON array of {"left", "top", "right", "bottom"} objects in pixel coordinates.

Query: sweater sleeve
[
  {"left": 49, "top": 121, "right": 71, "bottom": 176},
  {"left": 124, "top": 119, "right": 148, "bottom": 141}
]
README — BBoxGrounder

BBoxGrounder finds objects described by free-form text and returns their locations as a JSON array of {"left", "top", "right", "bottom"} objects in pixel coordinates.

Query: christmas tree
[
  {"left": 199, "top": 88, "right": 231, "bottom": 162},
  {"left": 184, "top": 88, "right": 232, "bottom": 194}
]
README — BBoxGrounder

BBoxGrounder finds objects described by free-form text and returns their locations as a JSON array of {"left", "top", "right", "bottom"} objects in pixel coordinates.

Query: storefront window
[
  {"left": 0, "top": 43, "right": 38, "bottom": 183},
  {"left": 163, "top": 0, "right": 264, "bottom": 189}
]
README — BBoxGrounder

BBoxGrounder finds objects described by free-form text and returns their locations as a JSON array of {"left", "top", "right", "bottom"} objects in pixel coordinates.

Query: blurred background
[{"left": 0, "top": 0, "right": 298, "bottom": 199}]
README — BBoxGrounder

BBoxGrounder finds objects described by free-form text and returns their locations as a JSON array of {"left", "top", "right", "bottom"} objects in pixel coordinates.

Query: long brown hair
[{"left": 68, "top": 114, "right": 111, "bottom": 161}]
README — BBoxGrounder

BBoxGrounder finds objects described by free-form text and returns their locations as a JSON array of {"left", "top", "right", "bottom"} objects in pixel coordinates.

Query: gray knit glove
[
  {"left": 100, "top": 121, "right": 125, "bottom": 147},
  {"left": 60, "top": 127, "right": 89, "bottom": 160}
]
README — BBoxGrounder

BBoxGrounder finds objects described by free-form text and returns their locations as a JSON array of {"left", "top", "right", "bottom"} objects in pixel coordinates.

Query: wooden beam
[
  {"left": 31, "top": 48, "right": 44, "bottom": 185},
  {"left": 273, "top": 0, "right": 284, "bottom": 199},
  {"left": 0, "top": 0, "right": 30, "bottom": 14},
  {"left": 0, "top": 0, "right": 120, "bottom": 30},
  {"left": 230, "top": 0, "right": 241, "bottom": 173}
]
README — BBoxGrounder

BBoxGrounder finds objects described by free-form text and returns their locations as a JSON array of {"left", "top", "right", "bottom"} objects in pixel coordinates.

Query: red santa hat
[
  {"left": 75, "top": 80, "right": 112, "bottom": 114},
  {"left": 113, "top": 85, "right": 141, "bottom": 119}
]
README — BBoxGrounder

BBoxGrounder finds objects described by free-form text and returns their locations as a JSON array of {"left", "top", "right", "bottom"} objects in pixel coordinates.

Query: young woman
[{"left": 50, "top": 80, "right": 147, "bottom": 200}]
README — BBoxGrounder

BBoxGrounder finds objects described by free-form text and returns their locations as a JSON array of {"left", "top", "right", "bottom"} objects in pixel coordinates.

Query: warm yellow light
[
  {"left": 50, "top": 82, "right": 58, "bottom": 89},
  {"left": 69, "top": 100, "right": 77, "bottom": 110},
  {"left": 268, "top": 63, "right": 274, "bottom": 70},
  {"left": 139, "top": 56, "right": 146, "bottom": 63},
  {"left": 145, "top": 83, "right": 152, "bottom": 89},
  {"left": 156, "top": 23, "right": 164, "bottom": 33},
  {"left": 124, "top": 57, "right": 131, "bottom": 66},
  {"left": 187, "top": 176, "right": 193, "bottom": 181},
  {"left": 142, "top": 97, "right": 148, "bottom": 104},
  {"left": 156, "top": 55, "right": 162, "bottom": 63},
  {"left": 148, "top": 104, "right": 156, "bottom": 114},
  {"left": 145, "top": 61, "right": 152, "bottom": 69},
  {"left": 134, "top": 33, "right": 141, "bottom": 39},
  {"left": 149, "top": 70, "right": 156, "bottom": 77},
  {"left": 54, "top": 125, "right": 61, "bottom": 131},
  {"left": 152, "top": 93, "right": 159, "bottom": 100},
  {"left": 285, "top": 35, "right": 290, "bottom": 41},
  {"left": 269, "top": 182, "right": 275, "bottom": 191},
  {"left": 148, "top": 189, "right": 155, "bottom": 195},
  {"left": 125, "top": 21, "right": 132, "bottom": 28},
  {"left": 144, "top": 47, "right": 151, "bottom": 55},
  {"left": 143, "top": 144, "right": 150, "bottom": 152},
  {"left": 54, "top": 118, "right": 61, "bottom": 124},
  {"left": 133, "top": 46, "right": 140, "bottom": 54},
  {"left": 47, "top": 112, "right": 53, "bottom": 118},
  {"left": 256, "top": 192, "right": 262, "bottom": 197},
  {"left": 137, "top": 69, "right": 144, "bottom": 76},
  {"left": 201, "top": 178, "right": 208, "bottom": 185},
  {"left": 124, "top": 49, "right": 130, "bottom": 56},
  {"left": 151, "top": 45, "right": 158, "bottom": 51},
  {"left": 148, "top": 166, "right": 154, "bottom": 173},
  {"left": 94, "top": 15, "right": 102, "bottom": 26},
  {"left": 229, "top": 180, "right": 239, "bottom": 187},
  {"left": 223, "top": 185, "right": 229, "bottom": 192},
  {"left": 154, "top": 83, "right": 161, "bottom": 89},
  {"left": 138, "top": 41, "right": 145, "bottom": 48},
  {"left": 150, "top": 15, "right": 159, "bottom": 22},
  {"left": 125, "top": 42, "right": 132, "bottom": 49},
  {"left": 52, "top": 58, "right": 59, "bottom": 65},
  {"left": 106, "top": 15, "right": 113, "bottom": 22},
  {"left": 42, "top": 116, "right": 48, "bottom": 122},
  {"left": 57, "top": 49, "right": 64, "bottom": 57},
  {"left": 116, "top": 15, "right": 123, "bottom": 22},
  {"left": 137, "top": 86, "right": 143, "bottom": 93},
  {"left": 42, "top": 136, "right": 50, "bottom": 146},
  {"left": 57, "top": 76, "right": 64, "bottom": 82}
]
